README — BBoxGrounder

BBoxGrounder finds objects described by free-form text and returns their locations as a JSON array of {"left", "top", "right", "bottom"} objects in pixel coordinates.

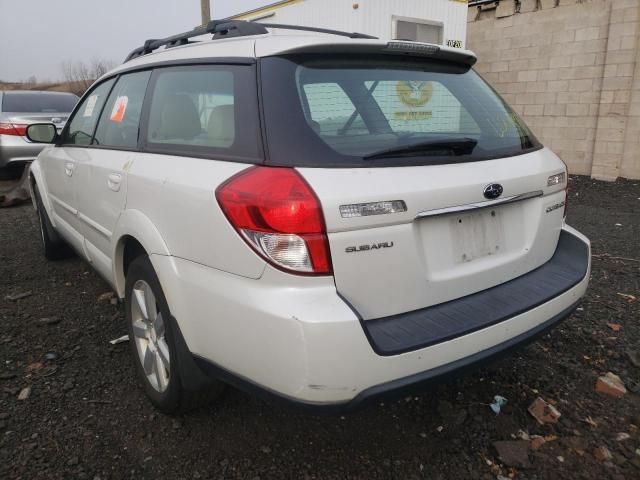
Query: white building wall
[{"left": 234, "top": 0, "right": 468, "bottom": 47}]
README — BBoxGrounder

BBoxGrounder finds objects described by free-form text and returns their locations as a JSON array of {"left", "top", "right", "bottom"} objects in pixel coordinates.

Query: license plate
[{"left": 450, "top": 208, "right": 504, "bottom": 263}]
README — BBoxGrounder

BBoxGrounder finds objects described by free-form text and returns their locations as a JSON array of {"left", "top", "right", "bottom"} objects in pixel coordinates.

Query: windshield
[
  {"left": 2, "top": 92, "right": 79, "bottom": 113},
  {"left": 260, "top": 55, "right": 540, "bottom": 167}
]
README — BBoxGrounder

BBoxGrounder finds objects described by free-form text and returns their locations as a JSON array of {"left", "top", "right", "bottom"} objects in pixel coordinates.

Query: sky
[{"left": 0, "top": 0, "right": 271, "bottom": 82}]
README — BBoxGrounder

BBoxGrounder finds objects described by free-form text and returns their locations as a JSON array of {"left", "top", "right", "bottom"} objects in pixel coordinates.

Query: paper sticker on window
[
  {"left": 83, "top": 95, "right": 98, "bottom": 117},
  {"left": 110, "top": 96, "right": 129, "bottom": 123}
]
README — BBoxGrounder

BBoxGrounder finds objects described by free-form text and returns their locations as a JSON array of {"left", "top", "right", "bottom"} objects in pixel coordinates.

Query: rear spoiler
[{"left": 266, "top": 40, "right": 477, "bottom": 67}]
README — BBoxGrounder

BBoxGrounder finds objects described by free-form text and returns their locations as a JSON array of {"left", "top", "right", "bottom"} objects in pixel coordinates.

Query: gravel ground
[{"left": 0, "top": 175, "right": 639, "bottom": 480}]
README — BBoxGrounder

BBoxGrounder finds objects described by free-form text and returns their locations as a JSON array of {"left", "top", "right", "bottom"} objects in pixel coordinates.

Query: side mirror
[{"left": 26, "top": 123, "right": 57, "bottom": 143}]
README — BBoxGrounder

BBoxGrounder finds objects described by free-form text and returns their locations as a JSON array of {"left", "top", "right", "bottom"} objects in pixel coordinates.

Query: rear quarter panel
[{"left": 123, "top": 153, "right": 266, "bottom": 279}]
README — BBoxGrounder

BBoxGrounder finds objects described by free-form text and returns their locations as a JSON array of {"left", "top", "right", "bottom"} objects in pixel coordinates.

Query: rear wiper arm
[{"left": 363, "top": 138, "right": 477, "bottom": 160}]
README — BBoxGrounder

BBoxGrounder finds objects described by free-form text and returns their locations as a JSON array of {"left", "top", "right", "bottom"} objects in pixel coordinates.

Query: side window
[
  {"left": 62, "top": 79, "right": 115, "bottom": 145},
  {"left": 93, "top": 71, "right": 151, "bottom": 148},
  {"left": 303, "top": 83, "right": 367, "bottom": 136},
  {"left": 144, "top": 65, "right": 261, "bottom": 160}
]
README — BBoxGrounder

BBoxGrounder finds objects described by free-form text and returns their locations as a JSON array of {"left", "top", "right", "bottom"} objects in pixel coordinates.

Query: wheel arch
[
  {"left": 29, "top": 161, "right": 54, "bottom": 217},
  {"left": 112, "top": 209, "right": 171, "bottom": 298}
]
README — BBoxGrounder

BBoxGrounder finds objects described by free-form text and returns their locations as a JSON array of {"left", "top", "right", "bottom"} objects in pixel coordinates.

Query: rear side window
[
  {"left": 93, "top": 71, "right": 150, "bottom": 148},
  {"left": 1, "top": 92, "right": 78, "bottom": 113},
  {"left": 144, "top": 65, "right": 261, "bottom": 161},
  {"left": 62, "top": 79, "right": 115, "bottom": 146}
]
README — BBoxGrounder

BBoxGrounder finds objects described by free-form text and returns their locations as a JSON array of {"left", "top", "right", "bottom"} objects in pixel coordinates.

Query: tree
[{"left": 60, "top": 59, "right": 116, "bottom": 95}]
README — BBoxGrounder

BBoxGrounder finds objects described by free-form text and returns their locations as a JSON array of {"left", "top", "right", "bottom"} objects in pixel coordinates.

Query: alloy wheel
[{"left": 130, "top": 280, "right": 170, "bottom": 392}]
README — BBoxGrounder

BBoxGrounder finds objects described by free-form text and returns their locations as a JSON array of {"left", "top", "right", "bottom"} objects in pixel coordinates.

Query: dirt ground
[{"left": 0, "top": 175, "right": 638, "bottom": 480}]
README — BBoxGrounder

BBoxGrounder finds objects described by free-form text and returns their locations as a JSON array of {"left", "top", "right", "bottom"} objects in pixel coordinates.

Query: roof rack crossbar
[{"left": 124, "top": 20, "right": 377, "bottom": 62}]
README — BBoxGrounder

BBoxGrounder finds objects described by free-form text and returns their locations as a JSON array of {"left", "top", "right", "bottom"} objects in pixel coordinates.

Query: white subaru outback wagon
[{"left": 27, "top": 21, "right": 590, "bottom": 413}]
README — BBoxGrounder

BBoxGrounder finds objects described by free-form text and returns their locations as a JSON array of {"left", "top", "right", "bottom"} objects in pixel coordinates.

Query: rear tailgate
[{"left": 298, "top": 148, "right": 567, "bottom": 320}]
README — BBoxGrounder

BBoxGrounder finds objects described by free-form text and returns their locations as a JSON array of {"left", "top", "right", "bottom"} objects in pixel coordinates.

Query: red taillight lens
[
  {"left": 216, "top": 166, "right": 332, "bottom": 275},
  {"left": 0, "top": 123, "right": 27, "bottom": 136}
]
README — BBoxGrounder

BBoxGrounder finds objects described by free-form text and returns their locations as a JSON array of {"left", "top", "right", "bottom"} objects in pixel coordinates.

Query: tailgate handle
[
  {"left": 107, "top": 173, "right": 122, "bottom": 192},
  {"left": 416, "top": 190, "right": 543, "bottom": 218}
]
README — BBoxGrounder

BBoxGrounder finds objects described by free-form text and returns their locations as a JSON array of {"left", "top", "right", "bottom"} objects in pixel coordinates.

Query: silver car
[{"left": 0, "top": 90, "right": 78, "bottom": 178}]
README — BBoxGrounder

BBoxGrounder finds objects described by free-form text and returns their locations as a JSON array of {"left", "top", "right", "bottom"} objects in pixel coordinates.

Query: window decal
[
  {"left": 83, "top": 95, "right": 98, "bottom": 117},
  {"left": 110, "top": 96, "right": 129, "bottom": 123}
]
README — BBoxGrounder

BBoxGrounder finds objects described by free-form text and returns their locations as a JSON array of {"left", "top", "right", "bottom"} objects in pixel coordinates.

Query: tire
[
  {"left": 125, "top": 255, "right": 222, "bottom": 413},
  {"left": 33, "top": 184, "right": 73, "bottom": 260}
]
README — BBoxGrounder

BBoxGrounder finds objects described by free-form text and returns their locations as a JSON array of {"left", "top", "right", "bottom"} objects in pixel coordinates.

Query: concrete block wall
[{"left": 467, "top": 0, "right": 640, "bottom": 180}]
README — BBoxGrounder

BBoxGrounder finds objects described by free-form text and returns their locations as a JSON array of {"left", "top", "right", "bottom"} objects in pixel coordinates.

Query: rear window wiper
[{"left": 363, "top": 138, "right": 478, "bottom": 160}]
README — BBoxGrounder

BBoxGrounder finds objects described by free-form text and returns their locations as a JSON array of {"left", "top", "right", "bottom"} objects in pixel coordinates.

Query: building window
[{"left": 394, "top": 18, "right": 443, "bottom": 44}]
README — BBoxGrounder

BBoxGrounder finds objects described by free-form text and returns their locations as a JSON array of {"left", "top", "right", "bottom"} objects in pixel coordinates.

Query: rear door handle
[
  {"left": 107, "top": 173, "right": 122, "bottom": 192},
  {"left": 64, "top": 162, "right": 75, "bottom": 177}
]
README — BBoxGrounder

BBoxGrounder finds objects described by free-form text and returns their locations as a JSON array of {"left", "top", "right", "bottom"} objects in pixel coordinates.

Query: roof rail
[{"left": 124, "top": 20, "right": 377, "bottom": 63}]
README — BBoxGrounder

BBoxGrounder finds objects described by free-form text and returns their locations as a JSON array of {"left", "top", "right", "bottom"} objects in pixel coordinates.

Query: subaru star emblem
[{"left": 483, "top": 183, "right": 503, "bottom": 200}]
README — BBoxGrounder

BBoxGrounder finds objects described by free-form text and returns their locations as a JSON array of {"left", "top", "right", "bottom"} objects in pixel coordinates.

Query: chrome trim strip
[{"left": 416, "top": 190, "right": 544, "bottom": 218}]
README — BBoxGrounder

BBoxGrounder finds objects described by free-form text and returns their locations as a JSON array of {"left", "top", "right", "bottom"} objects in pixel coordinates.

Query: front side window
[
  {"left": 93, "top": 71, "right": 150, "bottom": 148},
  {"left": 261, "top": 55, "right": 540, "bottom": 167},
  {"left": 62, "top": 79, "right": 115, "bottom": 146},
  {"left": 144, "top": 65, "right": 261, "bottom": 161}
]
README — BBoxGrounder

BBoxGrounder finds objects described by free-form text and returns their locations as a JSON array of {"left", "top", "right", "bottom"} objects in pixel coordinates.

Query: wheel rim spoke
[
  {"left": 132, "top": 319, "right": 148, "bottom": 339},
  {"left": 133, "top": 287, "right": 148, "bottom": 320},
  {"left": 154, "top": 312, "right": 165, "bottom": 338},
  {"left": 156, "top": 339, "right": 170, "bottom": 370},
  {"left": 143, "top": 283, "right": 157, "bottom": 323},
  {"left": 154, "top": 353, "right": 168, "bottom": 391},
  {"left": 142, "top": 345, "right": 154, "bottom": 376}
]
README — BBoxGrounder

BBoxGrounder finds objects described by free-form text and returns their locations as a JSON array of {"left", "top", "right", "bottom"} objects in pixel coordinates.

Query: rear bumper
[
  {"left": 151, "top": 225, "right": 590, "bottom": 409},
  {"left": 193, "top": 299, "right": 581, "bottom": 412},
  {"left": 363, "top": 229, "right": 589, "bottom": 355},
  {"left": 0, "top": 135, "right": 44, "bottom": 168}
]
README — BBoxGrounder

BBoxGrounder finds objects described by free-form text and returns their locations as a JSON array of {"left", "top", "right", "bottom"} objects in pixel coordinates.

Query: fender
[{"left": 111, "top": 209, "right": 172, "bottom": 298}]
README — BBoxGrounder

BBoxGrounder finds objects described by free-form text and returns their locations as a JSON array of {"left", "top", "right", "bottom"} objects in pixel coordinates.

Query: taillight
[
  {"left": 216, "top": 166, "right": 332, "bottom": 275},
  {"left": 0, "top": 123, "right": 27, "bottom": 136}
]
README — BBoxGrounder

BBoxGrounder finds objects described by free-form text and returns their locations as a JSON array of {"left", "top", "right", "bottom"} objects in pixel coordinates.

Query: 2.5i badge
[{"left": 346, "top": 242, "right": 394, "bottom": 253}]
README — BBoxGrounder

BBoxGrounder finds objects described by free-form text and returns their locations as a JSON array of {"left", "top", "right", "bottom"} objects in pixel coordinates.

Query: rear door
[
  {"left": 74, "top": 71, "right": 151, "bottom": 279},
  {"left": 260, "top": 55, "right": 568, "bottom": 320},
  {"left": 41, "top": 80, "right": 114, "bottom": 251}
]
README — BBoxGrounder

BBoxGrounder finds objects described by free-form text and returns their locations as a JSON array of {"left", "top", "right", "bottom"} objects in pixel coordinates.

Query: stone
[
  {"left": 540, "top": 0, "right": 557, "bottom": 9},
  {"left": 38, "top": 317, "right": 61, "bottom": 326},
  {"left": 17, "top": 386, "right": 31, "bottom": 401},
  {"left": 530, "top": 436, "right": 546, "bottom": 450},
  {"left": 528, "top": 397, "right": 561, "bottom": 424},
  {"left": 593, "top": 446, "right": 613, "bottom": 462},
  {"left": 596, "top": 372, "right": 627, "bottom": 398},
  {"left": 4, "top": 291, "right": 32, "bottom": 301},
  {"left": 493, "top": 440, "right": 532, "bottom": 468},
  {"left": 97, "top": 292, "right": 116, "bottom": 303}
]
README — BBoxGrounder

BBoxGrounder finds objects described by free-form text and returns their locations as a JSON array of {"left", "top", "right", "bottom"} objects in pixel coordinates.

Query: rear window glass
[
  {"left": 2, "top": 92, "right": 78, "bottom": 113},
  {"left": 144, "top": 65, "right": 261, "bottom": 161},
  {"left": 260, "top": 55, "right": 540, "bottom": 168}
]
